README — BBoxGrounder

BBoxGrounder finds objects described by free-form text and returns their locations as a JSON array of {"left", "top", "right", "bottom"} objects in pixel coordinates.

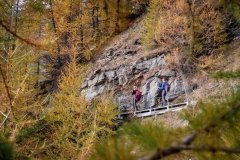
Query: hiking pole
[
  {"left": 183, "top": 79, "right": 189, "bottom": 106},
  {"left": 133, "top": 96, "right": 136, "bottom": 116},
  {"left": 118, "top": 97, "right": 121, "bottom": 119},
  {"left": 167, "top": 90, "right": 170, "bottom": 111}
]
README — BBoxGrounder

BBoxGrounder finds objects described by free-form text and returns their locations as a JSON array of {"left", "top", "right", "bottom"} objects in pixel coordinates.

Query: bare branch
[
  {"left": 0, "top": 64, "right": 13, "bottom": 111},
  {"left": 0, "top": 64, "right": 14, "bottom": 121},
  {"left": 181, "top": 145, "right": 240, "bottom": 154},
  {"left": 0, "top": 20, "right": 41, "bottom": 48}
]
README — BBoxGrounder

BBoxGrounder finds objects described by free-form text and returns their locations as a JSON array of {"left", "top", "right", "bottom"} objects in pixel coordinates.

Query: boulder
[
  {"left": 97, "top": 73, "right": 105, "bottom": 85},
  {"left": 156, "top": 69, "right": 176, "bottom": 77},
  {"left": 105, "top": 70, "right": 116, "bottom": 82},
  {"left": 83, "top": 85, "right": 106, "bottom": 100}
]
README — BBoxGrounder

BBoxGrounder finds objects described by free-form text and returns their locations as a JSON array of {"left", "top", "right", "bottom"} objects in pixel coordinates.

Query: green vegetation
[
  {"left": 213, "top": 70, "right": 240, "bottom": 79},
  {"left": 16, "top": 122, "right": 46, "bottom": 143},
  {"left": 221, "top": 0, "right": 240, "bottom": 22},
  {"left": 0, "top": 135, "right": 15, "bottom": 160}
]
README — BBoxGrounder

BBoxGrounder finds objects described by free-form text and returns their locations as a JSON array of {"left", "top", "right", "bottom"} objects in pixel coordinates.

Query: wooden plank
[
  {"left": 120, "top": 111, "right": 133, "bottom": 115},
  {"left": 136, "top": 106, "right": 186, "bottom": 118},
  {"left": 136, "top": 110, "right": 165, "bottom": 118}
]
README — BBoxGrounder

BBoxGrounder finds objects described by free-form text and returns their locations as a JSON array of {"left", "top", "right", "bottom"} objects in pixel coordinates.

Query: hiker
[
  {"left": 132, "top": 86, "right": 142, "bottom": 111},
  {"left": 159, "top": 78, "right": 169, "bottom": 106}
]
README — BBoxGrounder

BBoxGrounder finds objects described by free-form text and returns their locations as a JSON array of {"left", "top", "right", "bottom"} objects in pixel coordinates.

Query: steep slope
[
  {"left": 81, "top": 15, "right": 240, "bottom": 115},
  {"left": 81, "top": 18, "right": 187, "bottom": 109}
]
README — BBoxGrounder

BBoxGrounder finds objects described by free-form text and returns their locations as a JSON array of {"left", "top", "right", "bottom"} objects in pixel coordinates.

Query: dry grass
[
  {"left": 211, "top": 40, "right": 240, "bottom": 71},
  {"left": 198, "top": 54, "right": 224, "bottom": 69},
  {"left": 144, "top": 111, "right": 187, "bottom": 129}
]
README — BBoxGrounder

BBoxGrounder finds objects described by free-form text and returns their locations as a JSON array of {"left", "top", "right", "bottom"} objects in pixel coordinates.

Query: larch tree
[
  {"left": 142, "top": 0, "right": 228, "bottom": 72},
  {"left": 0, "top": 1, "right": 125, "bottom": 159},
  {"left": 0, "top": 0, "right": 148, "bottom": 159}
]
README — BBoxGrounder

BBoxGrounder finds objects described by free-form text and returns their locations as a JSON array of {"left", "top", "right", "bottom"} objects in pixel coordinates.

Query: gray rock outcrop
[{"left": 81, "top": 18, "right": 186, "bottom": 108}]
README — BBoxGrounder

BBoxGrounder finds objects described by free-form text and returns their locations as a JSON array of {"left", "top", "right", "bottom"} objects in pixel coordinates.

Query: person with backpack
[
  {"left": 159, "top": 78, "right": 169, "bottom": 106},
  {"left": 132, "top": 86, "right": 142, "bottom": 111}
]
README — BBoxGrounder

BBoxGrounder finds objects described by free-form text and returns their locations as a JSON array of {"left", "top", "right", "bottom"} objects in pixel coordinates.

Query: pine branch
[
  {"left": 139, "top": 132, "right": 197, "bottom": 160},
  {"left": 140, "top": 144, "right": 240, "bottom": 160},
  {"left": 140, "top": 99, "right": 240, "bottom": 160}
]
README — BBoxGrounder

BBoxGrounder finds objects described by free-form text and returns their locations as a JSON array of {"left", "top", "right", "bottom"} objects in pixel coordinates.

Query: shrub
[{"left": 0, "top": 135, "right": 15, "bottom": 160}]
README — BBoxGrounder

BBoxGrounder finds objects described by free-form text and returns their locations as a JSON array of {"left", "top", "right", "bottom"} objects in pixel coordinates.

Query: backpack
[
  {"left": 158, "top": 82, "right": 170, "bottom": 94},
  {"left": 135, "top": 90, "right": 142, "bottom": 102}
]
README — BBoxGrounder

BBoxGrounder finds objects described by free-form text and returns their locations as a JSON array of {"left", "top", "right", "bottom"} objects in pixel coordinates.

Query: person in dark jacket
[
  {"left": 132, "top": 86, "right": 142, "bottom": 111},
  {"left": 159, "top": 78, "right": 169, "bottom": 106}
]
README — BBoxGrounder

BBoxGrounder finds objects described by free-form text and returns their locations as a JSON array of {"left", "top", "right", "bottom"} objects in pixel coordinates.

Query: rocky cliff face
[{"left": 81, "top": 19, "right": 187, "bottom": 109}]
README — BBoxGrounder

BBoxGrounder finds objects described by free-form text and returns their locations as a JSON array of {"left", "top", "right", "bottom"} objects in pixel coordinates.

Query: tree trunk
[
  {"left": 49, "top": 0, "right": 61, "bottom": 54},
  {"left": 12, "top": 0, "right": 20, "bottom": 50},
  {"left": 187, "top": 0, "right": 196, "bottom": 57},
  {"left": 115, "top": 0, "right": 120, "bottom": 33}
]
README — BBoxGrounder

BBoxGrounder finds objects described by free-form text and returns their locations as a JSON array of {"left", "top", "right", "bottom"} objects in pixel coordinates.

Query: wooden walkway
[
  {"left": 118, "top": 102, "right": 188, "bottom": 119},
  {"left": 117, "top": 79, "right": 189, "bottom": 119}
]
